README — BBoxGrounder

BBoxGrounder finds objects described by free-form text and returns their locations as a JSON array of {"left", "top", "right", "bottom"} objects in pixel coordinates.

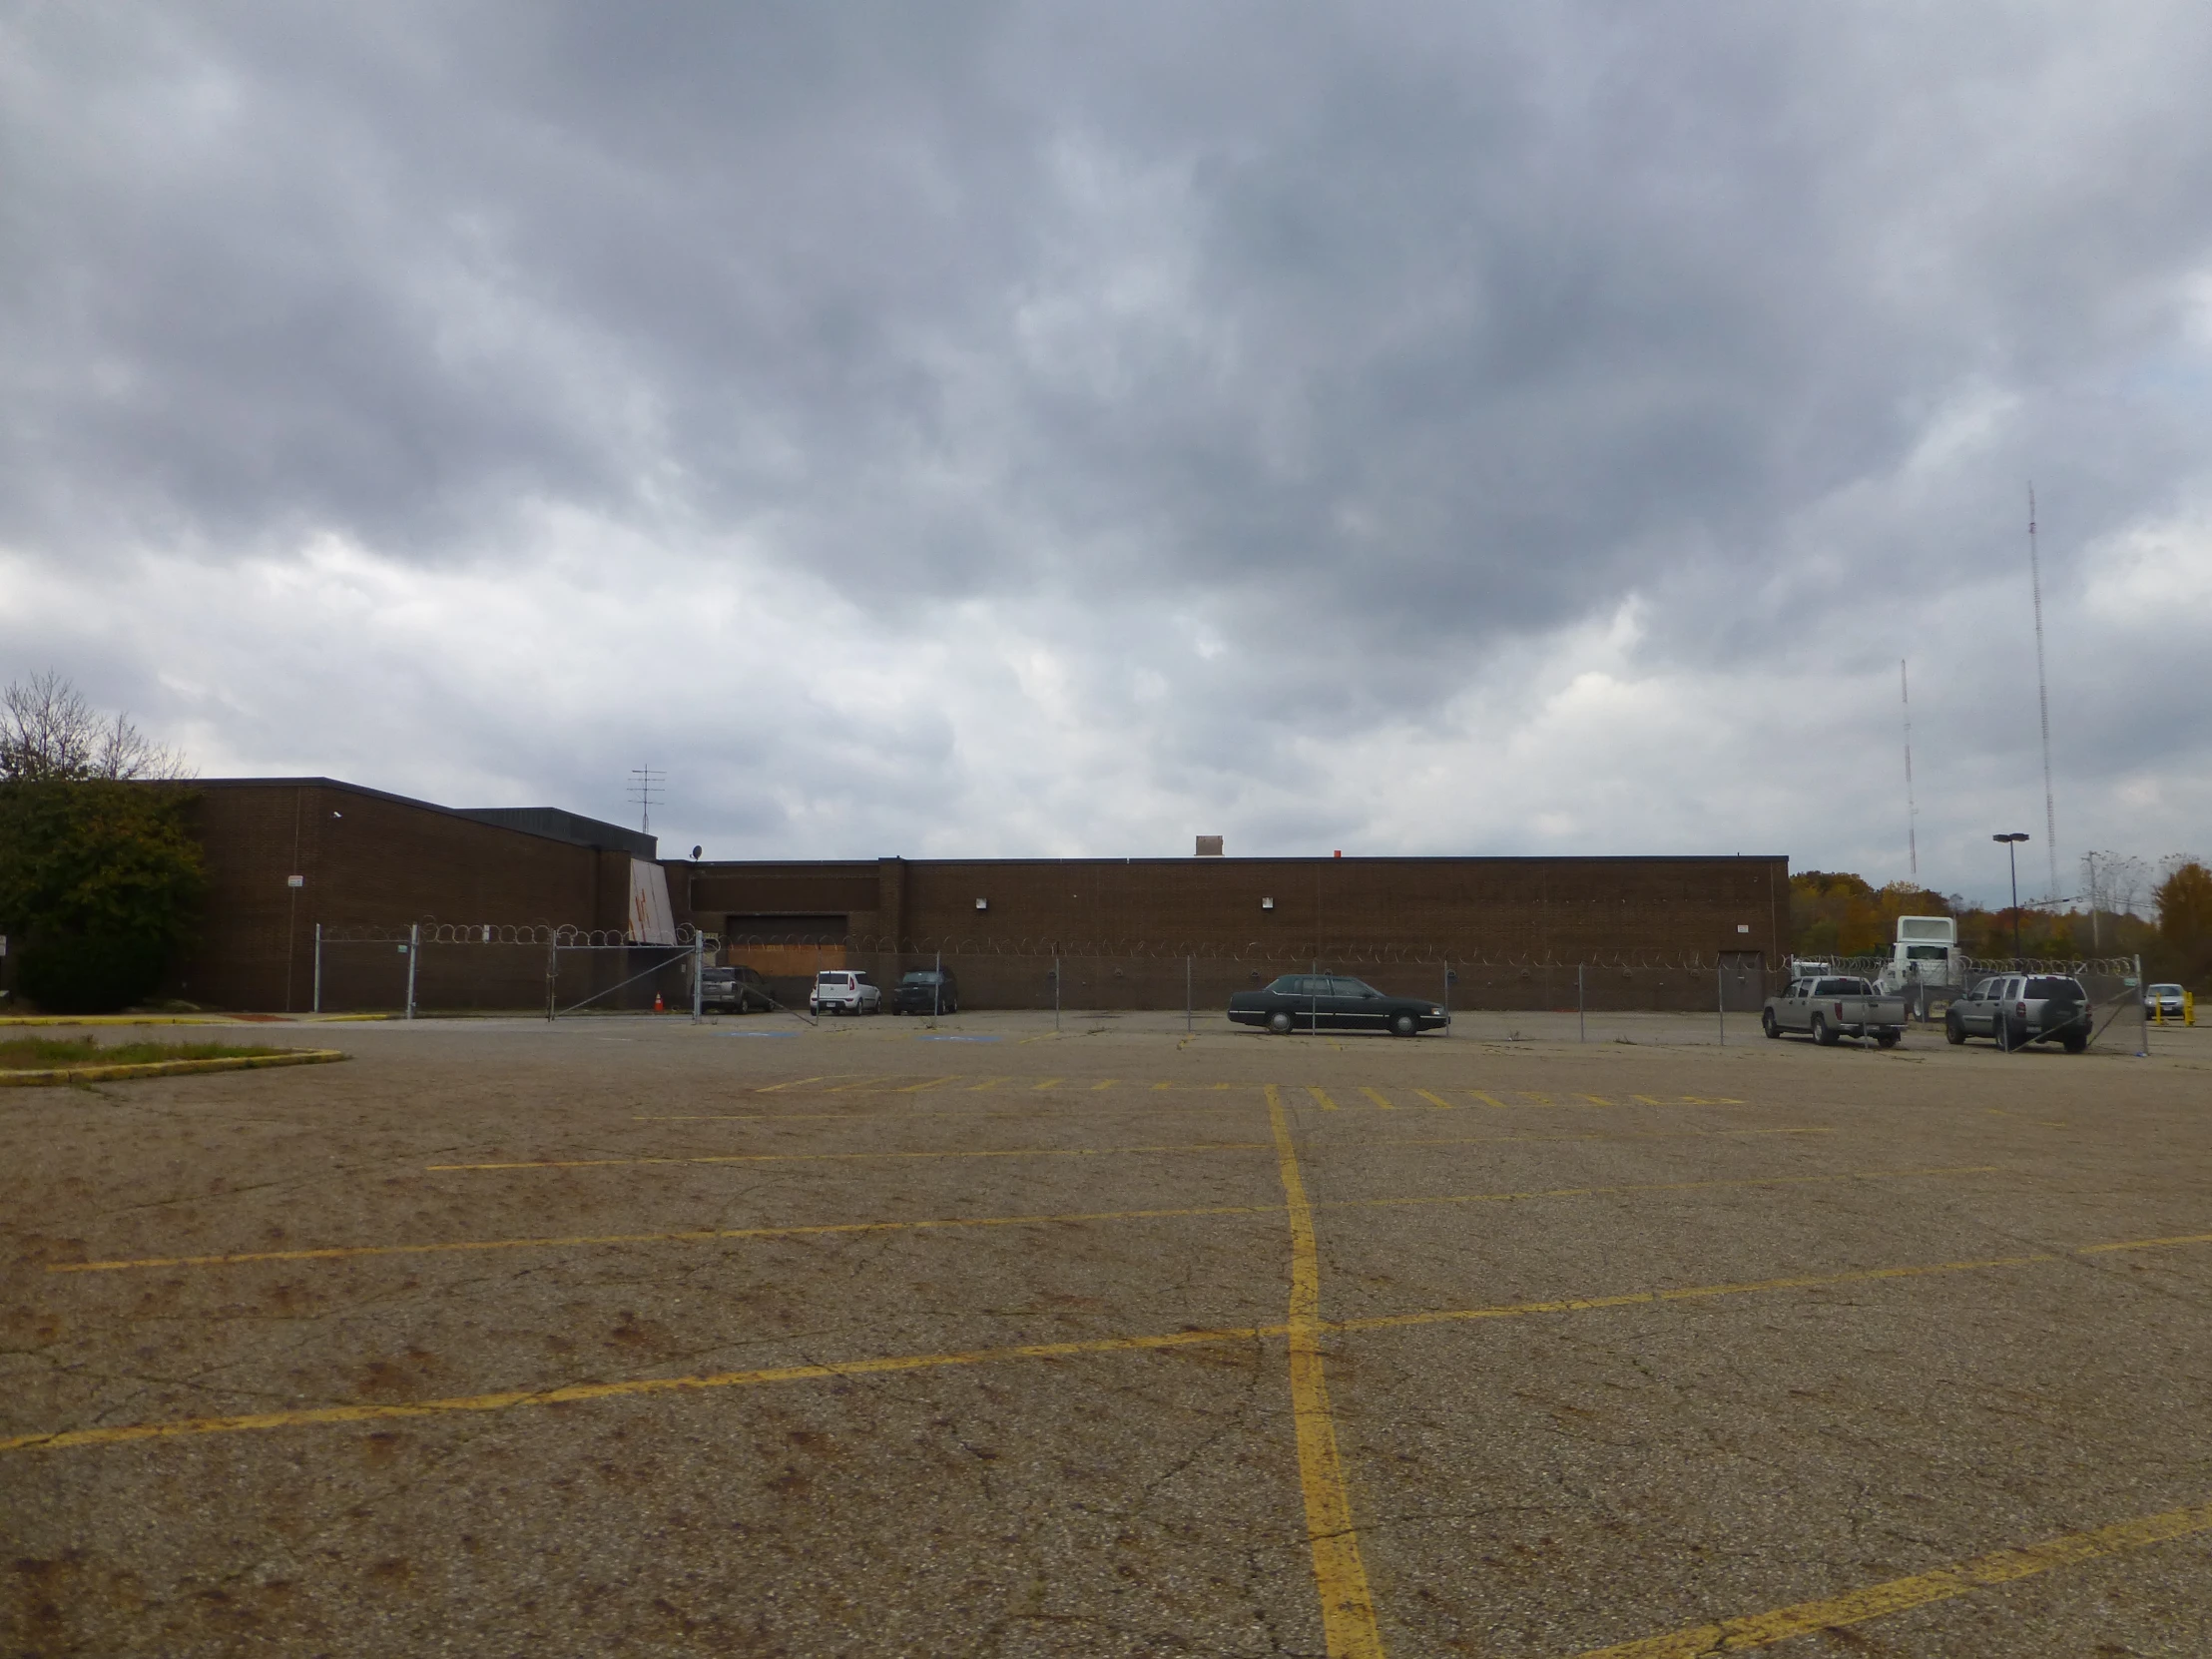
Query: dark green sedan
[{"left": 1228, "top": 973, "right": 1449, "bottom": 1037}]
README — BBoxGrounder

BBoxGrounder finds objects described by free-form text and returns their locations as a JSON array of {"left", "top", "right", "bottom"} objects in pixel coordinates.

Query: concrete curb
[{"left": 0, "top": 1050, "right": 349, "bottom": 1088}]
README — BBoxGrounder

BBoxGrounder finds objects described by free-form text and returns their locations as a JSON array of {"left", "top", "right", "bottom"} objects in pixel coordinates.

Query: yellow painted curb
[
  {"left": 0, "top": 1050, "right": 348, "bottom": 1087},
  {"left": 0, "top": 1015, "right": 250, "bottom": 1027}
]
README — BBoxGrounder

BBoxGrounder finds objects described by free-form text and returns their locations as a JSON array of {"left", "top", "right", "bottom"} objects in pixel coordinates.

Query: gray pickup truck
[{"left": 1762, "top": 976, "right": 1909, "bottom": 1047}]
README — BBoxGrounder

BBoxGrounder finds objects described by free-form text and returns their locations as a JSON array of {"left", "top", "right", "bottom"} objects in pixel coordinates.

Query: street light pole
[{"left": 1993, "top": 832, "right": 2029, "bottom": 964}]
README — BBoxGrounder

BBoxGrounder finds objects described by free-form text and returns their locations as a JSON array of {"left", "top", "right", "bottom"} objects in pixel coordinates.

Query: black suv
[
  {"left": 1228, "top": 973, "right": 1449, "bottom": 1037},
  {"left": 891, "top": 967, "right": 960, "bottom": 1015}
]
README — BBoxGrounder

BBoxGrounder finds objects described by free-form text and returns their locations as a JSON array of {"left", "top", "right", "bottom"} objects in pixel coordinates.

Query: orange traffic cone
[{"left": 654, "top": 993, "right": 665, "bottom": 1012}]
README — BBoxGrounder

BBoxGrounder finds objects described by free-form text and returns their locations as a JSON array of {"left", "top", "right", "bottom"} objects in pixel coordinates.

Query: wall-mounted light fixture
[
  {"left": 286, "top": 874, "right": 304, "bottom": 889},
  {"left": 1737, "top": 923, "right": 1751, "bottom": 933},
  {"left": 1261, "top": 896, "right": 1275, "bottom": 910},
  {"left": 975, "top": 897, "right": 989, "bottom": 911}
]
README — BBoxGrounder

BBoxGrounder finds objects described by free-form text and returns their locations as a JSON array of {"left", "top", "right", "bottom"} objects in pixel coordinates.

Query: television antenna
[
  {"left": 2027, "top": 486, "right": 2058, "bottom": 902},
  {"left": 1900, "top": 659, "right": 1918, "bottom": 879},
  {"left": 627, "top": 766, "right": 663, "bottom": 833}
]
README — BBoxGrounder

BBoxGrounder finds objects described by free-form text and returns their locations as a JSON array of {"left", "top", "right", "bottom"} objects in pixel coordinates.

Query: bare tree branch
[{"left": 0, "top": 670, "right": 192, "bottom": 783}]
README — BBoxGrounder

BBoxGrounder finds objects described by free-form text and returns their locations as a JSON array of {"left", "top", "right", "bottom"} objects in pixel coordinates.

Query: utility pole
[
  {"left": 1993, "top": 833, "right": 2029, "bottom": 964},
  {"left": 1900, "top": 659, "right": 1919, "bottom": 879},
  {"left": 2028, "top": 489, "right": 2058, "bottom": 901}
]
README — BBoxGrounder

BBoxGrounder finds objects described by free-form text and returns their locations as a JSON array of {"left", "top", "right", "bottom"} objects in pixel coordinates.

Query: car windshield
[
  {"left": 2151, "top": 984, "right": 2183, "bottom": 994},
  {"left": 901, "top": 971, "right": 942, "bottom": 985}
]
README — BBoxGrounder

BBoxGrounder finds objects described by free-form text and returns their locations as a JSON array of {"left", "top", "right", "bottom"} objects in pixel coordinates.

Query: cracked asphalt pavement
[{"left": 4, "top": 1009, "right": 2210, "bottom": 1656}]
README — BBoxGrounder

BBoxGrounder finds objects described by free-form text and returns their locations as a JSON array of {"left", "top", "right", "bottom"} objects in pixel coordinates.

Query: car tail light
[
  {"left": 2015, "top": 1001, "right": 2027, "bottom": 1016},
  {"left": 1833, "top": 1001, "right": 1844, "bottom": 1016}
]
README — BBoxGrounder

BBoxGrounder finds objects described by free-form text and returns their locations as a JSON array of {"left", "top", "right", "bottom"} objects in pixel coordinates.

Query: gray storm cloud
[{"left": 3, "top": 2, "right": 2209, "bottom": 893}]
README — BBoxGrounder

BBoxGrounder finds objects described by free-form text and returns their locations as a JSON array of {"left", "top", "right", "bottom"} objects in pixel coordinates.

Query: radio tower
[
  {"left": 628, "top": 766, "right": 663, "bottom": 834},
  {"left": 2027, "top": 486, "right": 2057, "bottom": 901},
  {"left": 1900, "top": 659, "right": 1919, "bottom": 879}
]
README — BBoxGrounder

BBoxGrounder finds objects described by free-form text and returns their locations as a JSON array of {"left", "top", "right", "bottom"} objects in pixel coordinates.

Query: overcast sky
[{"left": 5, "top": 3, "right": 2210, "bottom": 903}]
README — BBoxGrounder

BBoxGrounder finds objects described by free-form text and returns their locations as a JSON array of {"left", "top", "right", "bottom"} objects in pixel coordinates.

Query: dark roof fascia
[
  {"left": 175, "top": 777, "right": 656, "bottom": 858},
  {"left": 692, "top": 853, "right": 1789, "bottom": 870}
]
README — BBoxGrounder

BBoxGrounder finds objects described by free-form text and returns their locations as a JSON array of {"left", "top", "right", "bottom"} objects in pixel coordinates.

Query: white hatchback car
[{"left": 809, "top": 970, "right": 880, "bottom": 1016}]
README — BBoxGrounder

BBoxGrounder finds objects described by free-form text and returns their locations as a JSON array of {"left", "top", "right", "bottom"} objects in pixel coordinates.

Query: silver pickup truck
[{"left": 1762, "top": 976, "right": 1909, "bottom": 1047}]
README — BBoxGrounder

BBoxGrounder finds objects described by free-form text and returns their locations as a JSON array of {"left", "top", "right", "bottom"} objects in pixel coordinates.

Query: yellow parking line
[
  {"left": 1576, "top": 1095, "right": 1613, "bottom": 1107},
  {"left": 1567, "top": 1500, "right": 2212, "bottom": 1658},
  {"left": 1092, "top": 1079, "right": 1119, "bottom": 1091},
  {"left": 19, "top": 1227, "right": 2205, "bottom": 1456},
  {"left": 1467, "top": 1091, "right": 1507, "bottom": 1109},
  {"left": 426, "top": 1141, "right": 1270, "bottom": 1171},
  {"left": 1266, "top": 1084, "right": 1385, "bottom": 1657},
  {"left": 967, "top": 1078, "right": 1008, "bottom": 1092},
  {"left": 1519, "top": 1092, "right": 1554, "bottom": 1106},
  {"left": 1414, "top": 1090, "right": 1454, "bottom": 1109},
  {"left": 894, "top": 1076, "right": 961, "bottom": 1093},
  {"left": 752, "top": 1076, "right": 827, "bottom": 1093},
  {"left": 1359, "top": 1088, "right": 1393, "bottom": 1111},
  {"left": 1033, "top": 1078, "right": 1062, "bottom": 1090},
  {"left": 1308, "top": 1086, "right": 1341, "bottom": 1112},
  {"left": 51, "top": 1200, "right": 1285, "bottom": 1275},
  {"left": 51, "top": 1166, "right": 1999, "bottom": 1276}
]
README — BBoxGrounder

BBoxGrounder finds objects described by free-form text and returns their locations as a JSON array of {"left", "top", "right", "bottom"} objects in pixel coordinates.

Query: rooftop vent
[{"left": 1195, "top": 835, "right": 1224, "bottom": 856}]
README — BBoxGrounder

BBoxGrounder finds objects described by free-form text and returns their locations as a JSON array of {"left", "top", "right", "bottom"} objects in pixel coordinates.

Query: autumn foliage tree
[{"left": 2154, "top": 858, "right": 2212, "bottom": 985}]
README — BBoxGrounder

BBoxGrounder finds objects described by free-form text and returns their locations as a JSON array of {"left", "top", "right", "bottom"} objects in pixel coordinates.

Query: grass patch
[{"left": 0, "top": 1036, "right": 296, "bottom": 1069}]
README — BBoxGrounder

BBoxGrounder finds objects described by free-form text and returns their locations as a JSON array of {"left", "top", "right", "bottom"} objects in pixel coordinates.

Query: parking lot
[{"left": 6, "top": 1010, "right": 2211, "bottom": 1656}]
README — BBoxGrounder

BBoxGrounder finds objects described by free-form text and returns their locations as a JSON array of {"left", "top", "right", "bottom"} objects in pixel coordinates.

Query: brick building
[{"left": 147, "top": 778, "right": 1788, "bottom": 1013}]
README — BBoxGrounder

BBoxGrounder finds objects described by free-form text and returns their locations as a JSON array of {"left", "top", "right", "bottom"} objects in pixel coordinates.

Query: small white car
[
  {"left": 809, "top": 970, "right": 880, "bottom": 1016},
  {"left": 2144, "top": 983, "right": 2187, "bottom": 1021}
]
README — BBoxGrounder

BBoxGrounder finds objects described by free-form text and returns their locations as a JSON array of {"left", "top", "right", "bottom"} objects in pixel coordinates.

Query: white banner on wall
[{"left": 627, "top": 859, "right": 676, "bottom": 945}]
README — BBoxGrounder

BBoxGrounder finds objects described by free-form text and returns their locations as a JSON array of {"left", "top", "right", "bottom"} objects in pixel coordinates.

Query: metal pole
[
  {"left": 2009, "top": 841, "right": 2022, "bottom": 963},
  {"left": 404, "top": 922, "right": 419, "bottom": 1020},
  {"left": 1186, "top": 955, "right": 1193, "bottom": 1034},
  {"left": 1053, "top": 953, "right": 1060, "bottom": 1031},
  {"left": 2137, "top": 953, "right": 2149, "bottom": 1057},
  {"left": 312, "top": 922, "right": 322, "bottom": 1016},
  {"left": 1578, "top": 964, "right": 1585, "bottom": 1043},
  {"left": 935, "top": 948, "right": 942, "bottom": 1019},
  {"left": 1716, "top": 963, "right": 1724, "bottom": 1046},
  {"left": 691, "top": 929, "right": 703, "bottom": 1025},
  {"left": 546, "top": 933, "right": 558, "bottom": 1022}
]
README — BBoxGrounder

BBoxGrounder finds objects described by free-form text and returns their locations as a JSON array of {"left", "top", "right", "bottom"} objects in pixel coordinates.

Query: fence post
[
  {"left": 1716, "top": 963, "right": 1724, "bottom": 1046},
  {"left": 935, "top": 949, "right": 942, "bottom": 1019},
  {"left": 1186, "top": 955, "right": 1193, "bottom": 1034},
  {"left": 1053, "top": 953, "right": 1060, "bottom": 1032},
  {"left": 546, "top": 933, "right": 557, "bottom": 1022},
  {"left": 2137, "top": 953, "right": 2149, "bottom": 1057},
  {"left": 404, "top": 922, "right": 419, "bottom": 1021},
  {"left": 1577, "top": 964, "right": 1585, "bottom": 1043},
  {"left": 691, "top": 929, "right": 703, "bottom": 1025},
  {"left": 312, "top": 922, "right": 322, "bottom": 1016}
]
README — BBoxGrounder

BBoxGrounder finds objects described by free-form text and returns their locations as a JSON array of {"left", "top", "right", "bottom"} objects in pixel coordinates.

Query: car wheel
[
  {"left": 1390, "top": 1011, "right": 1417, "bottom": 1038},
  {"left": 1944, "top": 1014, "right": 1965, "bottom": 1045},
  {"left": 1268, "top": 1011, "right": 1294, "bottom": 1035},
  {"left": 1761, "top": 1009, "right": 1779, "bottom": 1039},
  {"left": 1876, "top": 1030, "right": 1901, "bottom": 1049},
  {"left": 2062, "top": 1032, "right": 2088, "bottom": 1053},
  {"left": 1812, "top": 1014, "right": 1836, "bottom": 1047}
]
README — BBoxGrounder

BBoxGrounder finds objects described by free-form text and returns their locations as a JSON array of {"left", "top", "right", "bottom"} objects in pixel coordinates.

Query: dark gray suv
[{"left": 1945, "top": 974, "right": 2090, "bottom": 1052}]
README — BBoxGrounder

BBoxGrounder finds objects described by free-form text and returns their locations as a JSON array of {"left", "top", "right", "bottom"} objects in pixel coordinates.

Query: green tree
[{"left": 0, "top": 672, "right": 201, "bottom": 1013}]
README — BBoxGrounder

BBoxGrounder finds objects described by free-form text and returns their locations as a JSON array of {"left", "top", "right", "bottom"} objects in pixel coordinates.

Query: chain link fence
[{"left": 302, "top": 925, "right": 2156, "bottom": 1052}]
